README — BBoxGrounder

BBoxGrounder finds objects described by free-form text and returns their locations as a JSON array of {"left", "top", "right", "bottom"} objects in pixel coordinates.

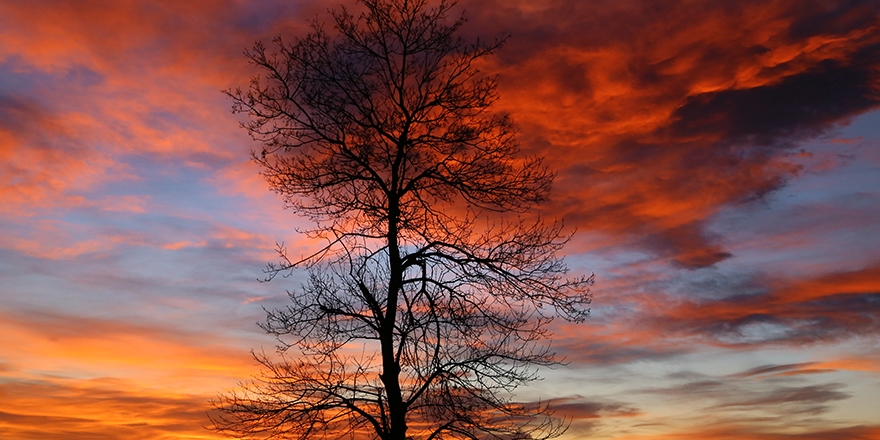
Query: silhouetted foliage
[{"left": 212, "top": 1, "right": 593, "bottom": 439}]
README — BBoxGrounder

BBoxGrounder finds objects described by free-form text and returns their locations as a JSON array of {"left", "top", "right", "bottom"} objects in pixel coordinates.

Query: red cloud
[{"left": 460, "top": 0, "right": 880, "bottom": 267}]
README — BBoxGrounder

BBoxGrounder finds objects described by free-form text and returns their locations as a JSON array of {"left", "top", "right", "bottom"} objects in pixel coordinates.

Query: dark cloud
[
  {"left": 668, "top": 54, "right": 880, "bottom": 147},
  {"left": 519, "top": 396, "right": 641, "bottom": 437},
  {"left": 640, "top": 370, "right": 852, "bottom": 424},
  {"left": 705, "top": 292, "right": 880, "bottom": 345},
  {"left": 616, "top": 361, "right": 880, "bottom": 437},
  {"left": 651, "top": 267, "right": 880, "bottom": 346},
  {"left": 640, "top": 220, "right": 733, "bottom": 268},
  {"left": 731, "top": 362, "right": 826, "bottom": 378},
  {"left": 557, "top": 339, "right": 691, "bottom": 367},
  {"left": 550, "top": 398, "right": 639, "bottom": 420},
  {"left": 785, "top": 0, "right": 880, "bottom": 41},
  {"left": 711, "top": 383, "right": 850, "bottom": 415}
]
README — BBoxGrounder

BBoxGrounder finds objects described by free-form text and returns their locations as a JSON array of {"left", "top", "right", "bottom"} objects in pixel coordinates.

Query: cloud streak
[
  {"left": 0, "top": 378, "right": 227, "bottom": 440},
  {"left": 651, "top": 266, "right": 880, "bottom": 346}
]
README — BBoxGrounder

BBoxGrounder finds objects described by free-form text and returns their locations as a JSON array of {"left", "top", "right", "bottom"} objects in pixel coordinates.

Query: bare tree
[{"left": 212, "top": 1, "right": 593, "bottom": 439}]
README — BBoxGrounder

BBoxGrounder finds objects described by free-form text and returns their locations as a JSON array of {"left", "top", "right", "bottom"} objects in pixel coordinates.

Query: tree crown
[{"left": 214, "top": 1, "right": 593, "bottom": 439}]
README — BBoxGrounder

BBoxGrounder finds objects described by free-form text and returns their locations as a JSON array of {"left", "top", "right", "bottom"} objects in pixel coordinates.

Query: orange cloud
[
  {"left": 0, "top": 306, "right": 273, "bottom": 438},
  {"left": 0, "top": 0, "right": 265, "bottom": 219},
  {"left": 0, "top": 378, "right": 228, "bottom": 440},
  {"left": 0, "top": 310, "right": 256, "bottom": 395},
  {"left": 0, "top": 96, "right": 122, "bottom": 213},
  {"left": 461, "top": 0, "right": 880, "bottom": 267}
]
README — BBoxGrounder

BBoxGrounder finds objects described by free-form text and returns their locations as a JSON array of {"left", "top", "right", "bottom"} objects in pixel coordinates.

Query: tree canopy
[{"left": 212, "top": 1, "right": 593, "bottom": 439}]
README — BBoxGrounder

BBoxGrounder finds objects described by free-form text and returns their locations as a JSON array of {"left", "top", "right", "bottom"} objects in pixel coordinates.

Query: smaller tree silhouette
[{"left": 212, "top": 1, "right": 593, "bottom": 439}]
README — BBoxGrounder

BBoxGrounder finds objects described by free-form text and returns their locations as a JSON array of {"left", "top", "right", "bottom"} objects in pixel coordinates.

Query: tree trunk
[{"left": 382, "top": 195, "right": 407, "bottom": 439}]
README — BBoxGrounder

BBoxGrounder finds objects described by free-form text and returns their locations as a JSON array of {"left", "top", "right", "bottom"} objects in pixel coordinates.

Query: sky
[{"left": 1, "top": 0, "right": 879, "bottom": 438}]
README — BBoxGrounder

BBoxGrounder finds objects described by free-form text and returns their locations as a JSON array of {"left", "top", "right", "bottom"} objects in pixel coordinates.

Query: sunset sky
[{"left": 2, "top": 0, "right": 879, "bottom": 439}]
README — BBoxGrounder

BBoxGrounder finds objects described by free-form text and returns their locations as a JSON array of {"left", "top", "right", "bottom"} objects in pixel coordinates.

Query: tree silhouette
[{"left": 212, "top": 1, "right": 593, "bottom": 439}]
